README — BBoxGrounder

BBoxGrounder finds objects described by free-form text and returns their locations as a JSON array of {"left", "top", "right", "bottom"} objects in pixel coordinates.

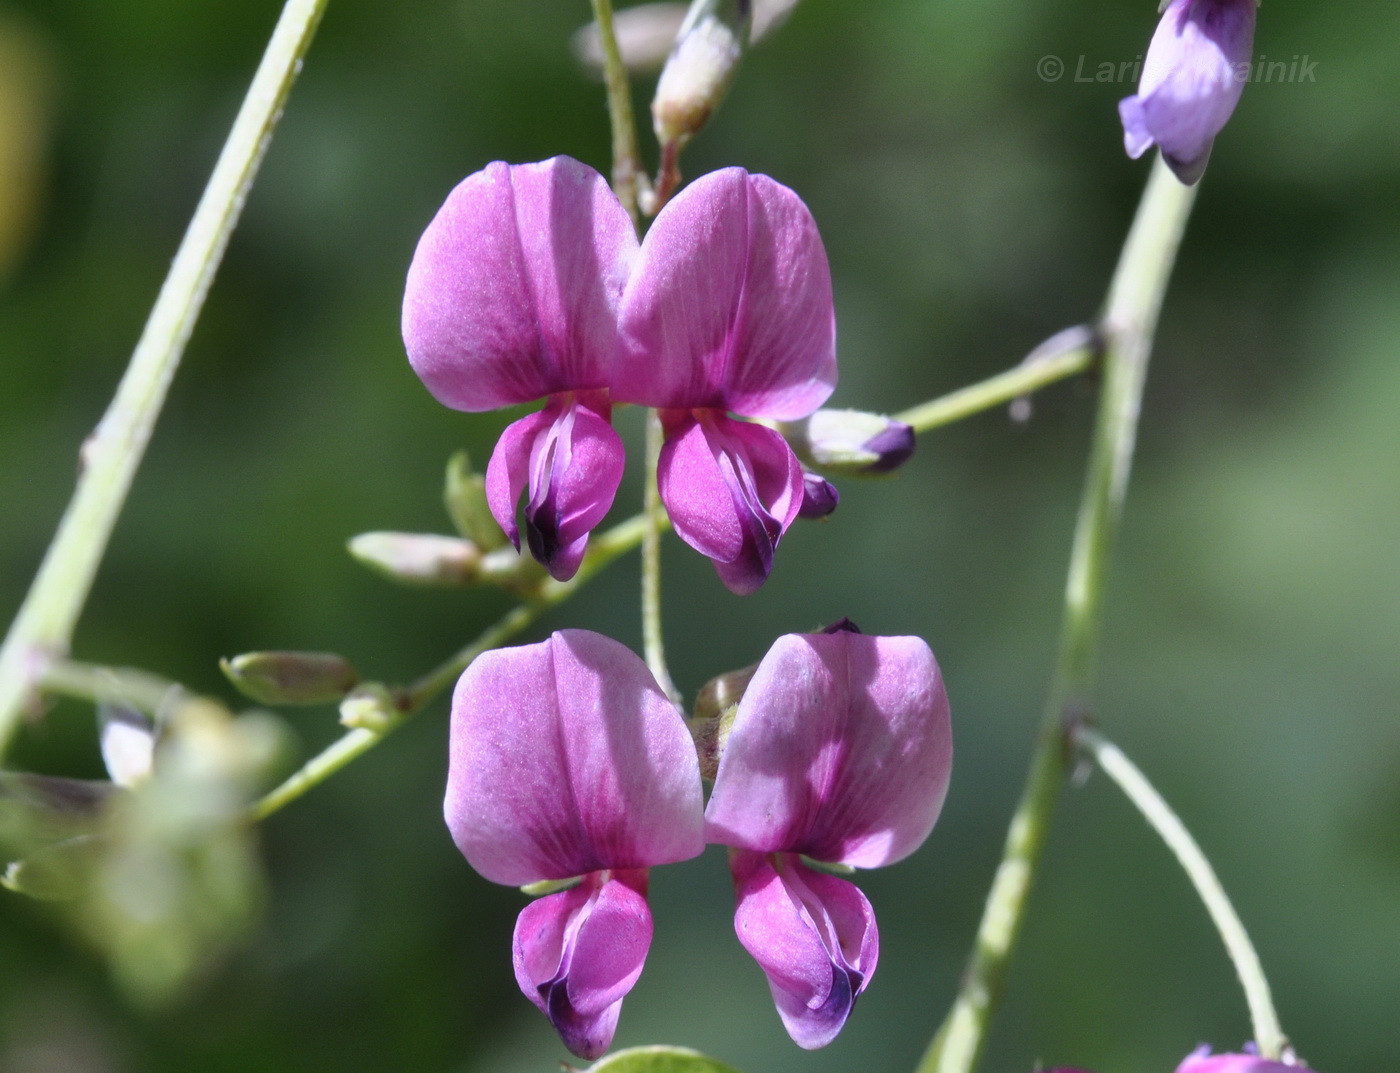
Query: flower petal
[
  {"left": 656, "top": 412, "right": 804, "bottom": 595},
  {"left": 445, "top": 631, "right": 704, "bottom": 885},
  {"left": 513, "top": 871, "right": 653, "bottom": 1060},
  {"left": 486, "top": 394, "right": 625, "bottom": 581},
  {"left": 1175, "top": 1049, "right": 1298, "bottom": 1073},
  {"left": 730, "top": 851, "right": 876, "bottom": 1049},
  {"left": 403, "top": 157, "right": 636, "bottom": 411},
  {"left": 1118, "top": 0, "right": 1256, "bottom": 185},
  {"left": 614, "top": 168, "right": 837, "bottom": 419},
  {"left": 705, "top": 632, "right": 952, "bottom": 867}
]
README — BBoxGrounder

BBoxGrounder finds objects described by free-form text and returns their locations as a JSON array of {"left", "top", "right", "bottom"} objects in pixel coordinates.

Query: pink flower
[
  {"left": 1119, "top": 0, "right": 1258, "bottom": 185},
  {"left": 403, "top": 158, "right": 637, "bottom": 581},
  {"left": 703, "top": 625, "right": 952, "bottom": 1046},
  {"left": 615, "top": 168, "right": 838, "bottom": 594},
  {"left": 444, "top": 630, "right": 704, "bottom": 1058},
  {"left": 1176, "top": 1047, "right": 1308, "bottom": 1073}
]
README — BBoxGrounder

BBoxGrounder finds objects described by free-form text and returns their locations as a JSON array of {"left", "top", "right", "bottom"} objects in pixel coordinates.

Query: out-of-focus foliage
[{"left": 0, "top": 0, "right": 1396, "bottom": 1071}]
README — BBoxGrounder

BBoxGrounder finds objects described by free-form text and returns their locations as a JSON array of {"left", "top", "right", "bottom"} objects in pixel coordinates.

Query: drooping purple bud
[
  {"left": 1118, "top": 0, "right": 1258, "bottom": 185},
  {"left": 797, "top": 468, "right": 840, "bottom": 519}
]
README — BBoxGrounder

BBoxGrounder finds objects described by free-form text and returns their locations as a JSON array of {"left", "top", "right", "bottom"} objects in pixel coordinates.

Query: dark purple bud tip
[
  {"left": 860, "top": 421, "right": 916, "bottom": 473},
  {"left": 821, "top": 618, "right": 862, "bottom": 635},
  {"left": 798, "top": 469, "right": 840, "bottom": 519}
]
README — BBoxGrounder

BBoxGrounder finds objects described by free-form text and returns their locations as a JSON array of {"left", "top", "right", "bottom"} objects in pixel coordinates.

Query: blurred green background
[{"left": 1, "top": 0, "right": 1397, "bottom": 1070}]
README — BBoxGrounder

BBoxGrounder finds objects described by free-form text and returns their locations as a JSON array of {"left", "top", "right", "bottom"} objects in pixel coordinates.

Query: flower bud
[
  {"left": 348, "top": 531, "right": 482, "bottom": 586},
  {"left": 444, "top": 451, "right": 507, "bottom": 550},
  {"left": 797, "top": 467, "right": 840, "bottom": 519},
  {"left": 690, "top": 661, "right": 758, "bottom": 779},
  {"left": 652, "top": 0, "right": 751, "bottom": 150},
  {"left": 784, "top": 409, "right": 916, "bottom": 475},
  {"left": 98, "top": 703, "right": 156, "bottom": 787},
  {"left": 220, "top": 651, "right": 360, "bottom": 706},
  {"left": 338, "top": 683, "right": 402, "bottom": 734}
]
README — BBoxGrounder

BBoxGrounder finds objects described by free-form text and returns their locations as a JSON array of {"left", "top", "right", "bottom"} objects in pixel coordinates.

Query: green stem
[
  {"left": 916, "top": 156, "right": 1197, "bottom": 1073},
  {"left": 0, "top": 0, "right": 331, "bottom": 762},
  {"left": 589, "top": 0, "right": 645, "bottom": 226},
  {"left": 1076, "top": 725, "right": 1287, "bottom": 1061},
  {"left": 641, "top": 412, "right": 680, "bottom": 704},
  {"left": 41, "top": 660, "right": 189, "bottom": 717},
  {"left": 894, "top": 334, "right": 1097, "bottom": 435},
  {"left": 251, "top": 510, "right": 655, "bottom": 821}
]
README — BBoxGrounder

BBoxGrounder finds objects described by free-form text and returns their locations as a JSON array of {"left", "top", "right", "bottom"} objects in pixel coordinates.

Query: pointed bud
[
  {"left": 98, "top": 704, "right": 156, "bottom": 787},
  {"left": 652, "top": 0, "right": 751, "bottom": 151},
  {"left": 444, "top": 451, "right": 507, "bottom": 550},
  {"left": 784, "top": 409, "right": 916, "bottom": 475},
  {"left": 338, "top": 683, "right": 402, "bottom": 734},
  {"left": 348, "top": 531, "right": 482, "bottom": 586},
  {"left": 797, "top": 467, "right": 840, "bottom": 519},
  {"left": 2, "top": 836, "right": 103, "bottom": 901},
  {"left": 220, "top": 651, "right": 360, "bottom": 706}
]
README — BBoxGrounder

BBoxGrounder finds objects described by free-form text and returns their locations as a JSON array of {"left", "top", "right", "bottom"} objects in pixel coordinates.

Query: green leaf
[{"left": 585, "top": 1046, "right": 748, "bottom": 1073}]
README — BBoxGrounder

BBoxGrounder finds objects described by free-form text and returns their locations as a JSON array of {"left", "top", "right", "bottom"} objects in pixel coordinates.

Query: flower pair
[
  {"left": 403, "top": 157, "right": 837, "bottom": 594},
  {"left": 443, "top": 626, "right": 951, "bottom": 1058}
]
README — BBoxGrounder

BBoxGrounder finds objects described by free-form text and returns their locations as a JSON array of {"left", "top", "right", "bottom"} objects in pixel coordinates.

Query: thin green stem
[
  {"left": 589, "top": 0, "right": 645, "bottom": 226},
  {"left": 1076, "top": 725, "right": 1287, "bottom": 1061},
  {"left": 251, "top": 510, "right": 656, "bottom": 821},
  {"left": 0, "top": 0, "right": 331, "bottom": 762},
  {"left": 41, "top": 660, "right": 188, "bottom": 717},
  {"left": 895, "top": 337, "right": 1096, "bottom": 435},
  {"left": 641, "top": 412, "right": 680, "bottom": 704},
  {"left": 916, "top": 157, "right": 1198, "bottom": 1073}
]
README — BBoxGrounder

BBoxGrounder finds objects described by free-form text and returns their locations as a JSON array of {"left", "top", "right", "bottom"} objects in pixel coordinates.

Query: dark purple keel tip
[
  {"left": 861, "top": 422, "right": 916, "bottom": 473},
  {"left": 821, "top": 618, "right": 862, "bottom": 635}
]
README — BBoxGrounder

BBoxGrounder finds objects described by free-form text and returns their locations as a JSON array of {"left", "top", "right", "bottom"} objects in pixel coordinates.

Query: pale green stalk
[
  {"left": 1076, "top": 726, "right": 1287, "bottom": 1061},
  {"left": 917, "top": 156, "right": 1197, "bottom": 1073},
  {"left": 250, "top": 511, "right": 654, "bottom": 821},
  {"left": 589, "top": 0, "right": 645, "bottom": 226},
  {"left": 642, "top": 412, "right": 681, "bottom": 704},
  {"left": 0, "top": 0, "right": 332, "bottom": 761},
  {"left": 895, "top": 342, "right": 1095, "bottom": 435}
]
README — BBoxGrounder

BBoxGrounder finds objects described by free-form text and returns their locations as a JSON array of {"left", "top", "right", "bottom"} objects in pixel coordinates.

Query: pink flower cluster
[{"left": 403, "top": 157, "right": 837, "bottom": 594}]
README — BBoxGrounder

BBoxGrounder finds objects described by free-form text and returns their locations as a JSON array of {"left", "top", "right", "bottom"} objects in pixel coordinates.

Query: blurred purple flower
[
  {"left": 703, "top": 629, "right": 952, "bottom": 1046},
  {"left": 402, "top": 158, "right": 637, "bottom": 581},
  {"left": 1176, "top": 1047, "right": 1308, "bottom": 1073},
  {"left": 1119, "top": 0, "right": 1257, "bottom": 185},
  {"left": 615, "top": 168, "right": 838, "bottom": 594},
  {"left": 444, "top": 630, "right": 704, "bottom": 1059}
]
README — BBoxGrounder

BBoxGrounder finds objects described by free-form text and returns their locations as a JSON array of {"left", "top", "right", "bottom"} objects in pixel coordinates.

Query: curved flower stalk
[
  {"left": 703, "top": 626, "right": 952, "bottom": 1046},
  {"left": 1177, "top": 1048, "right": 1308, "bottom": 1073},
  {"left": 1119, "top": 0, "right": 1258, "bottom": 185},
  {"left": 615, "top": 168, "right": 838, "bottom": 594},
  {"left": 444, "top": 630, "right": 704, "bottom": 1059},
  {"left": 403, "top": 158, "right": 638, "bottom": 581}
]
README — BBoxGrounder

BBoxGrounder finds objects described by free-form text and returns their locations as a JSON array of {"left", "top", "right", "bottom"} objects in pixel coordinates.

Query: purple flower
[
  {"left": 703, "top": 629, "right": 952, "bottom": 1047},
  {"left": 1176, "top": 1047, "right": 1307, "bottom": 1073},
  {"left": 403, "top": 158, "right": 637, "bottom": 581},
  {"left": 1119, "top": 0, "right": 1257, "bottom": 185},
  {"left": 614, "top": 168, "right": 838, "bottom": 594},
  {"left": 444, "top": 630, "right": 704, "bottom": 1059}
]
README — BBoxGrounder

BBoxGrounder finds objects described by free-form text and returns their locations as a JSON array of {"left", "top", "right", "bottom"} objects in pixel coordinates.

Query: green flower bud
[
  {"left": 348, "top": 531, "right": 482, "bottom": 586},
  {"left": 652, "top": 0, "right": 751, "bottom": 150},
  {"left": 220, "top": 651, "right": 360, "bottom": 706},
  {"left": 782, "top": 409, "right": 916, "bottom": 475},
  {"left": 444, "top": 451, "right": 507, "bottom": 550},
  {"left": 689, "top": 661, "right": 758, "bottom": 779},
  {"left": 338, "top": 683, "right": 402, "bottom": 735}
]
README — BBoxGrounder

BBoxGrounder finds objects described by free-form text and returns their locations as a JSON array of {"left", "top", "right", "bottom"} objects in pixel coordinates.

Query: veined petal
[
  {"left": 403, "top": 157, "right": 637, "bottom": 411},
  {"left": 485, "top": 394, "right": 625, "bottom": 581},
  {"left": 1175, "top": 1049, "right": 1299, "bottom": 1073},
  {"left": 445, "top": 631, "right": 704, "bottom": 886},
  {"left": 730, "top": 851, "right": 876, "bottom": 1049},
  {"left": 513, "top": 870, "right": 653, "bottom": 1060},
  {"left": 1119, "top": 0, "right": 1256, "bottom": 185},
  {"left": 656, "top": 412, "right": 804, "bottom": 595},
  {"left": 614, "top": 168, "right": 837, "bottom": 420},
  {"left": 705, "top": 632, "right": 952, "bottom": 868}
]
